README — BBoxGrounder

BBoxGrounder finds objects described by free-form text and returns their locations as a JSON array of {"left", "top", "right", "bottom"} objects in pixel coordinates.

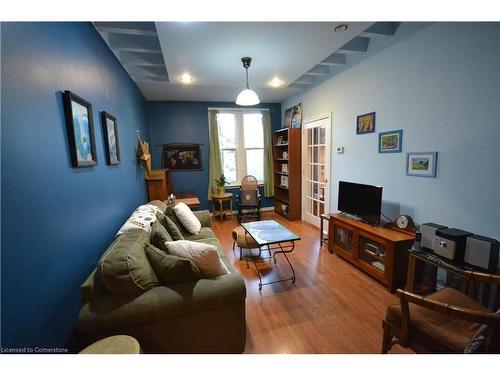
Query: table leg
[
  {"left": 219, "top": 200, "right": 224, "bottom": 222},
  {"left": 406, "top": 254, "right": 416, "bottom": 292}
]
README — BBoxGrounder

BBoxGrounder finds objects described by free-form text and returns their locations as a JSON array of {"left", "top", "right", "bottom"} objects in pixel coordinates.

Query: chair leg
[{"left": 381, "top": 320, "right": 394, "bottom": 354}]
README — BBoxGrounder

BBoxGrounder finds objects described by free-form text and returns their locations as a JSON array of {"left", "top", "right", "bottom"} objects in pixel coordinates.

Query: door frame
[{"left": 301, "top": 112, "right": 332, "bottom": 226}]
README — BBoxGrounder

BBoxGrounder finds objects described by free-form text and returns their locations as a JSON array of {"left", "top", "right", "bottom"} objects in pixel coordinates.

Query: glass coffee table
[{"left": 241, "top": 220, "right": 300, "bottom": 290}]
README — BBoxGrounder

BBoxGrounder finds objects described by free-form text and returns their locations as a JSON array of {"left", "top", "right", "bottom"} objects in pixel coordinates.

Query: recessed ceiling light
[
  {"left": 268, "top": 77, "right": 284, "bottom": 88},
  {"left": 332, "top": 24, "right": 349, "bottom": 32},
  {"left": 179, "top": 73, "right": 193, "bottom": 84}
]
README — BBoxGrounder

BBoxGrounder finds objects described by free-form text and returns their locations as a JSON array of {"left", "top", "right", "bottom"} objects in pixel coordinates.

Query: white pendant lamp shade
[
  {"left": 236, "top": 57, "right": 260, "bottom": 106},
  {"left": 236, "top": 88, "right": 260, "bottom": 106}
]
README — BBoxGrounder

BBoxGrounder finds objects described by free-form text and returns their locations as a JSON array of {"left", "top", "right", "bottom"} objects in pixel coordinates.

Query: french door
[{"left": 302, "top": 114, "right": 332, "bottom": 228}]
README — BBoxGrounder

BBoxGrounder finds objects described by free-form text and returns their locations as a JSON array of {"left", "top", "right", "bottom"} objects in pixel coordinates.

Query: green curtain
[
  {"left": 262, "top": 109, "right": 274, "bottom": 197},
  {"left": 208, "top": 110, "right": 222, "bottom": 200}
]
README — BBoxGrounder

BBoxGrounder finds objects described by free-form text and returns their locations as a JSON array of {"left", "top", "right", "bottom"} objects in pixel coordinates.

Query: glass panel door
[{"left": 302, "top": 116, "right": 331, "bottom": 228}]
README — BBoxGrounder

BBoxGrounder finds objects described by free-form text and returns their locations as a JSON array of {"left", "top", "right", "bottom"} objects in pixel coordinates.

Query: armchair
[
  {"left": 236, "top": 175, "right": 261, "bottom": 223},
  {"left": 382, "top": 270, "right": 500, "bottom": 353}
]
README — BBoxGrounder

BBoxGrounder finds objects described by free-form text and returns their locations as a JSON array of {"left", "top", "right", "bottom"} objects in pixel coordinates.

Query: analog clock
[{"left": 395, "top": 215, "right": 415, "bottom": 230}]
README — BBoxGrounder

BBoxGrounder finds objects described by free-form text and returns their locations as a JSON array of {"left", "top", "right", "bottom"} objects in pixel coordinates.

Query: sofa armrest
[
  {"left": 78, "top": 273, "right": 246, "bottom": 333},
  {"left": 193, "top": 210, "right": 211, "bottom": 227}
]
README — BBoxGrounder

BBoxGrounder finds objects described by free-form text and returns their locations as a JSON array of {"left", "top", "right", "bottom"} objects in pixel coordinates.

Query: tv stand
[{"left": 328, "top": 213, "right": 415, "bottom": 292}]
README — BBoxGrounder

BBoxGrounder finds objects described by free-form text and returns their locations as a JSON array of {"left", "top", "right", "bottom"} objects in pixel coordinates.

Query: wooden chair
[
  {"left": 236, "top": 175, "right": 261, "bottom": 223},
  {"left": 382, "top": 270, "right": 500, "bottom": 353}
]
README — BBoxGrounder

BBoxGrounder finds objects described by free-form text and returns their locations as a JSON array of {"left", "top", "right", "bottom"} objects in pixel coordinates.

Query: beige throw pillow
[
  {"left": 173, "top": 202, "right": 201, "bottom": 234},
  {"left": 165, "top": 240, "right": 228, "bottom": 277}
]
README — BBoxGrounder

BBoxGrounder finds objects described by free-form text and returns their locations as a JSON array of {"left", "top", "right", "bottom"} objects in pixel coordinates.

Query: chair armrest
[
  {"left": 395, "top": 289, "right": 500, "bottom": 343},
  {"left": 78, "top": 273, "right": 246, "bottom": 333},
  {"left": 193, "top": 210, "right": 211, "bottom": 227}
]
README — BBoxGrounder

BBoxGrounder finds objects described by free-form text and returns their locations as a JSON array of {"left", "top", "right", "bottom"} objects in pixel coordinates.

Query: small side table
[
  {"left": 212, "top": 192, "right": 233, "bottom": 222},
  {"left": 320, "top": 213, "right": 330, "bottom": 247}
]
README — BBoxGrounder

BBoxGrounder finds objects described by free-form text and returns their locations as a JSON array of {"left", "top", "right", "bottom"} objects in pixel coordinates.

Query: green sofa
[{"left": 77, "top": 204, "right": 247, "bottom": 353}]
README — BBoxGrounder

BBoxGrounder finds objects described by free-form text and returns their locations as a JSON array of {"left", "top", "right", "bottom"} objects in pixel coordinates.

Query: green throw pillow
[
  {"left": 150, "top": 220, "right": 172, "bottom": 252},
  {"left": 156, "top": 211, "right": 184, "bottom": 241},
  {"left": 145, "top": 244, "right": 201, "bottom": 284},
  {"left": 165, "top": 206, "right": 188, "bottom": 233}
]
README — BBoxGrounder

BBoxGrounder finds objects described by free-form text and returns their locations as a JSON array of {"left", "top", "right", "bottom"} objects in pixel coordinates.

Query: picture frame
[
  {"left": 63, "top": 90, "right": 98, "bottom": 168},
  {"left": 282, "top": 108, "right": 293, "bottom": 128},
  {"left": 356, "top": 112, "right": 376, "bottom": 134},
  {"left": 277, "top": 135, "right": 285, "bottom": 145},
  {"left": 282, "top": 163, "right": 288, "bottom": 174},
  {"left": 291, "top": 103, "right": 303, "bottom": 128},
  {"left": 378, "top": 129, "right": 403, "bottom": 153},
  {"left": 101, "top": 111, "right": 121, "bottom": 165},
  {"left": 282, "top": 151, "right": 288, "bottom": 159},
  {"left": 406, "top": 152, "right": 438, "bottom": 178},
  {"left": 162, "top": 143, "right": 203, "bottom": 171}
]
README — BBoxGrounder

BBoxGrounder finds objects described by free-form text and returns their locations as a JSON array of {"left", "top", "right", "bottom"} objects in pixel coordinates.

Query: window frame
[{"left": 216, "top": 110, "right": 265, "bottom": 187}]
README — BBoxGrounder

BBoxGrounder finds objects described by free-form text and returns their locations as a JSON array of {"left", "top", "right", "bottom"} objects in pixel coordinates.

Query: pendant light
[{"left": 236, "top": 57, "right": 260, "bottom": 106}]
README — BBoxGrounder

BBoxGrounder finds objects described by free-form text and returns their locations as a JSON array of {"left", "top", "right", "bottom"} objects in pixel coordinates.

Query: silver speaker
[{"left": 464, "top": 235, "right": 499, "bottom": 272}]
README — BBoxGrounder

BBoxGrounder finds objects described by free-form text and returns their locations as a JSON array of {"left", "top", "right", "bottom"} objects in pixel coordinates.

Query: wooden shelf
[{"left": 273, "top": 127, "right": 301, "bottom": 220}]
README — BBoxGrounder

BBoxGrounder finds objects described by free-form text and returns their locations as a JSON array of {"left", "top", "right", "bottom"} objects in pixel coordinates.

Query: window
[{"left": 217, "top": 111, "right": 264, "bottom": 185}]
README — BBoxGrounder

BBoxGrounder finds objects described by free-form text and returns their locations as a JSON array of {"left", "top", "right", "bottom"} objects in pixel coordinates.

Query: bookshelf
[{"left": 273, "top": 128, "right": 301, "bottom": 220}]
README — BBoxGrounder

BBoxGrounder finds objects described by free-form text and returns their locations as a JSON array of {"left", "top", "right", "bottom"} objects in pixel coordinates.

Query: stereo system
[{"left": 420, "top": 222, "right": 499, "bottom": 272}]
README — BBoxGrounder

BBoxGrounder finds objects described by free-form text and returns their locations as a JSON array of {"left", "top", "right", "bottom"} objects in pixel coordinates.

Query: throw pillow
[
  {"left": 165, "top": 206, "right": 188, "bottom": 233},
  {"left": 173, "top": 202, "right": 201, "bottom": 234},
  {"left": 98, "top": 229, "right": 160, "bottom": 295},
  {"left": 150, "top": 220, "right": 172, "bottom": 252},
  {"left": 165, "top": 240, "right": 229, "bottom": 277},
  {"left": 156, "top": 211, "right": 185, "bottom": 241},
  {"left": 145, "top": 244, "right": 201, "bottom": 284}
]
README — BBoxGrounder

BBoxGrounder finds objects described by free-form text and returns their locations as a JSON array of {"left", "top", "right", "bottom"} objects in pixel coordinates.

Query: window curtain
[
  {"left": 262, "top": 109, "right": 274, "bottom": 197},
  {"left": 208, "top": 110, "right": 222, "bottom": 200}
]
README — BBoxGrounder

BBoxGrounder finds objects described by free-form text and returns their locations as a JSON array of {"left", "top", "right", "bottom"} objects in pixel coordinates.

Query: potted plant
[{"left": 215, "top": 174, "right": 229, "bottom": 194}]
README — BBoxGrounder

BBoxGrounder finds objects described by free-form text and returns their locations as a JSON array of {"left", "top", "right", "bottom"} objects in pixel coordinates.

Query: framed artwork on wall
[
  {"left": 63, "top": 90, "right": 98, "bottom": 168},
  {"left": 101, "top": 111, "right": 121, "bottom": 165},
  {"left": 282, "top": 108, "right": 293, "bottom": 128},
  {"left": 406, "top": 151, "right": 438, "bottom": 178},
  {"left": 162, "top": 143, "right": 203, "bottom": 171},
  {"left": 378, "top": 129, "right": 403, "bottom": 153},
  {"left": 356, "top": 112, "right": 376, "bottom": 134},
  {"left": 291, "top": 103, "right": 303, "bottom": 128}
]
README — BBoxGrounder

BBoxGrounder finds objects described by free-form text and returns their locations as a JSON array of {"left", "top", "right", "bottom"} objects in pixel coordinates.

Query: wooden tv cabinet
[{"left": 328, "top": 213, "right": 415, "bottom": 292}]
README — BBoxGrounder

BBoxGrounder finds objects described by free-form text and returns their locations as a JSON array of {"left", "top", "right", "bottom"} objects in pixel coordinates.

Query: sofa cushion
[
  {"left": 192, "top": 237, "right": 226, "bottom": 259},
  {"left": 184, "top": 227, "right": 217, "bottom": 242},
  {"left": 156, "top": 211, "right": 184, "bottom": 241},
  {"left": 150, "top": 219, "right": 172, "bottom": 252},
  {"left": 386, "top": 287, "right": 488, "bottom": 352},
  {"left": 165, "top": 206, "right": 188, "bottom": 233},
  {"left": 145, "top": 244, "right": 201, "bottom": 284},
  {"left": 116, "top": 204, "right": 161, "bottom": 236},
  {"left": 149, "top": 200, "right": 167, "bottom": 212},
  {"left": 98, "top": 229, "right": 160, "bottom": 295},
  {"left": 165, "top": 240, "right": 229, "bottom": 277},
  {"left": 173, "top": 202, "right": 201, "bottom": 234}
]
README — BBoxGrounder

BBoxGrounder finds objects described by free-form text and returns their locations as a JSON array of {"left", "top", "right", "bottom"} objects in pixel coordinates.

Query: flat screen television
[{"left": 338, "top": 181, "right": 383, "bottom": 225}]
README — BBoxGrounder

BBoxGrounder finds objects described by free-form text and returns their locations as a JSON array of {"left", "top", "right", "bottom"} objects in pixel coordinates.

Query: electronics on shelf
[{"left": 337, "top": 181, "right": 382, "bottom": 225}]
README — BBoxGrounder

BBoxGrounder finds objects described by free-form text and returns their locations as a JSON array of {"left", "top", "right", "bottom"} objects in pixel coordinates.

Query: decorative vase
[{"left": 217, "top": 187, "right": 225, "bottom": 194}]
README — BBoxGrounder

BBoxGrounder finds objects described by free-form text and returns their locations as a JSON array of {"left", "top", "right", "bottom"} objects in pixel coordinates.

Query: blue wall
[
  {"left": 283, "top": 22, "right": 500, "bottom": 239},
  {"left": 147, "top": 101, "right": 282, "bottom": 210},
  {"left": 1, "top": 23, "right": 150, "bottom": 349}
]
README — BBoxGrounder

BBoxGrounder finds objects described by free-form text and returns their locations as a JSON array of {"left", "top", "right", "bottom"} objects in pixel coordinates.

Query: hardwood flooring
[{"left": 211, "top": 212, "right": 412, "bottom": 354}]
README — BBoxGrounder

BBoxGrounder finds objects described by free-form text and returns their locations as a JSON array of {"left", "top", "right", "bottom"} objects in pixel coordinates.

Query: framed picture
[
  {"left": 356, "top": 112, "right": 376, "bottom": 134},
  {"left": 282, "top": 108, "right": 293, "bottom": 128},
  {"left": 379, "top": 129, "right": 403, "bottom": 153},
  {"left": 291, "top": 103, "right": 303, "bottom": 128},
  {"left": 63, "top": 90, "right": 97, "bottom": 167},
  {"left": 162, "top": 143, "right": 202, "bottom": 171},
  {"left": 101, "top": 112, "right": 121, "bottom": 165},
  {"left": 406, "top": 152, "right": 438, "bottom": 178},
  {"left": 281, "top": 163, "right": 288, "bottom": 174}
]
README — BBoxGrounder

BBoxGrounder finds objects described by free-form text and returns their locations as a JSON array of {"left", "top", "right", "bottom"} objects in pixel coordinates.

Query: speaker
[{"left": 464, "top": 235, "right": 499, "bottom": 272}]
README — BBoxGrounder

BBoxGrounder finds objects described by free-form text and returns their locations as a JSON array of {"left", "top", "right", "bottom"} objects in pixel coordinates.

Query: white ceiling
[{"left": 139, "top": 22, "right": 373, "bottom": 102}]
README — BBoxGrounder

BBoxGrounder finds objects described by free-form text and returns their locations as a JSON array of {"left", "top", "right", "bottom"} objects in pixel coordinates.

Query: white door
[{"left": 302, "top": 114, "right": 332, "bottom": 227}]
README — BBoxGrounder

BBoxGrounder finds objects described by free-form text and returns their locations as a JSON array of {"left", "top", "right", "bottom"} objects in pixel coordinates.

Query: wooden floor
[{"left": 212, "top": 212, "right": 412, "bottom": 354}]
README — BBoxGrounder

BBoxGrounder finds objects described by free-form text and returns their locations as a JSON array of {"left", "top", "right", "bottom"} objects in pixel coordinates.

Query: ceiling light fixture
[
  {"left": 180, "top": 73, "right": 193, "bottom": 84},
  {"left": 268, "top": 77, "right": 284, "bottom": 88},
  {"left": 333, "top": 24, "right": 349, "bottom": 32},
  {"left": 236, "top": 57, "right": 260, "bottom": 106}
]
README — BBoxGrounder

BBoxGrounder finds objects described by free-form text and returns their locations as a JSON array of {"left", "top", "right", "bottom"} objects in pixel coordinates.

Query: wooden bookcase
[
  {"left": 273, "top": 128, "right": 301, "bottom": 220},
  {"left": 328, "top": 213, "right": 415, "bottom": 292}
]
